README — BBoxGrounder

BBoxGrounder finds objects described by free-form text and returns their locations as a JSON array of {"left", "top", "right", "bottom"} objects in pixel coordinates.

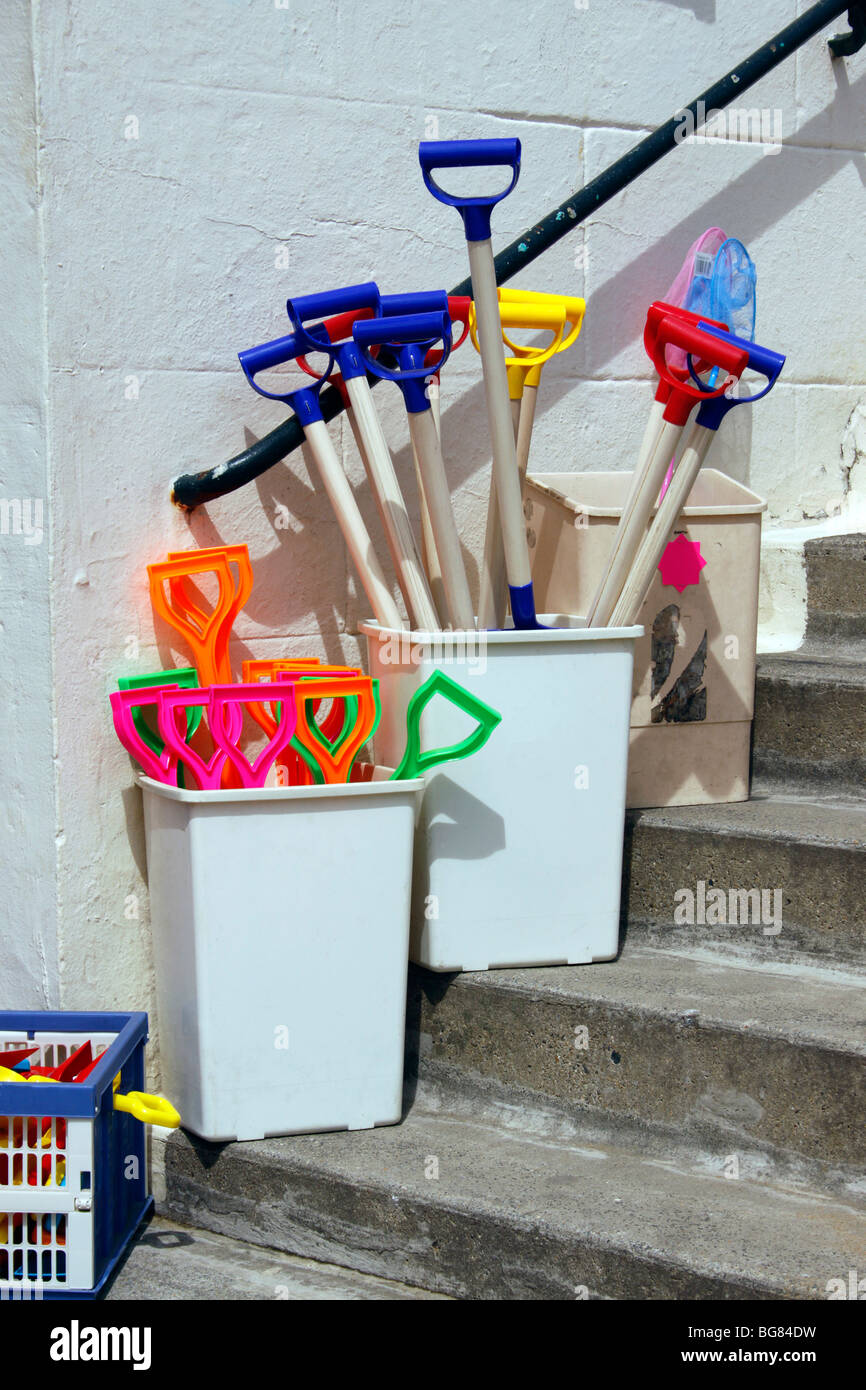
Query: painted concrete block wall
[
  {"left": 1, "top": 1, "right": 863, "bottom": 1061},
  {"left": 0, "top": 1, "right": 59, "bottom": 1007}
]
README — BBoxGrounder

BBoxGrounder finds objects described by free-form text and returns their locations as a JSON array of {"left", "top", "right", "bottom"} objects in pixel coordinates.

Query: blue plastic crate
[{"left": 0, "top": 1011, "right": 154, "bottom": 1300}]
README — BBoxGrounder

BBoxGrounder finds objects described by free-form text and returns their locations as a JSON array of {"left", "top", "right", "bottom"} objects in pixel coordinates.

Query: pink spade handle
[
  {"left": 157, "top": 684, "right": 301, "bottom": 790},
  {"left": 157, "top": 688, "right": 228, "bottom": 790},
  {"left": 207, "top": 683, "right": 299, "bottom": 788},
  {"left": 110, "top": 687, "right": 182, "bottom": 784}
]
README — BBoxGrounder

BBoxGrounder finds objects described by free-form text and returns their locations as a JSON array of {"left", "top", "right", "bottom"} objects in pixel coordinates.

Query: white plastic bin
[
  {"left": 140, "top": 769, "right": 423, "bottom": 1142},
  {"left": 525, "top": 469, "right": 766, "bottom": 808},
  {"left": 361, "top": 617, "right": 642, "bottom": 972}
]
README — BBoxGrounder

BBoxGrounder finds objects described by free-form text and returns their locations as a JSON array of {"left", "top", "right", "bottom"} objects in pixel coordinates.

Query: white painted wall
[
  {"left": 2, "top": 1, "right": 864, "bottom": 1067},
  {"left": 0, "top": 1, "right": 58, "bottom": 1008}
]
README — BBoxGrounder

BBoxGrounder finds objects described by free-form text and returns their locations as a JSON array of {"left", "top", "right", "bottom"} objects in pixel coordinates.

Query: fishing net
[
  {"left": 658, "top": 229, "right": 757, "bottom": 498},
  {"left": 665, "top": 226, "right": 727, "bottom": 328},
  {"left": 710, "top": 237, "right": 756, "bottom": 344}
]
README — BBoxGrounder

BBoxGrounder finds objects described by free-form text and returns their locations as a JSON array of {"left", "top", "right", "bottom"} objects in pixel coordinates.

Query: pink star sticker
[{"left": 658, "top": 533, "right": 706, "bottom": 593}]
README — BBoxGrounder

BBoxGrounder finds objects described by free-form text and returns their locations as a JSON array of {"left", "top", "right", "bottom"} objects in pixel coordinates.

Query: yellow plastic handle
[
  {"left": 468, "top": 288, "right": 587, "bottom": 397},
  {"left": 468, "top": 294, "right": 564, "bottom": 357},
  {"left": 558, "top": 294, "right": 586, "bottom": 354},
  {"left": 469, "top": 294, "right": 565, "bottom": 399},
  {"left": 499, "top": 288, "right": 586, "bottom": 358},
  {"left": 0, "top": 1065, "right": 181, "bottom": 1130},
  {"left": 112, "top": 1075, "right": 181, "bottom": 1129}
]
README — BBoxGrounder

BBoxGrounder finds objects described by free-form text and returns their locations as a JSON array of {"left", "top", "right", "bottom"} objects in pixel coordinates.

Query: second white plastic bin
[
  {"left": 524, "top": 469, "right": 766, "bottom": 807},
  {"left": 141, "top": 770, "right": 422, "bottom": 1142},
  {"left": 361, "top": 618, "right": 642, "bottom": 972}
]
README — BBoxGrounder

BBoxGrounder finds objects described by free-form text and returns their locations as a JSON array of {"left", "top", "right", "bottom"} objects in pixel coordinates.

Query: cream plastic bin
[
  {"left": 140, "top": 770, "right": 422, "bottom": 1142},
  {"left": 361, "top": 618, "right": 642, "bottom": 973},
  {"left": 525, "top": 470, "right": 766, "bottom": 808}
]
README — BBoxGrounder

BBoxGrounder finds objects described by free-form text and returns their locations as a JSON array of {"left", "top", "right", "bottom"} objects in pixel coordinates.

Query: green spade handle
[
  {"left": 118, "top": 667, "right": 203, "bottom": 756},
  {"left": 391, "top": 670, "right": 501, "bottom": 780},
  {"left": 118, "top": 667, "right": 203, "bottom": 789}
]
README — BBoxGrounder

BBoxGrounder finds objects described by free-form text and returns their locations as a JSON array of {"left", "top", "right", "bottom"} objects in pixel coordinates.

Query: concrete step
[
  {"left": 803, "top": 534, "right": 866, "bottom": 640},
  {"left": 162, "top": 1073, "right": 866, "bottom": 1300},
  {"left": 411, "top": 943, "right": 866, "bottom": 1198},
  {"left": 753, "top": 648, "right": 866, "bottom": 798},
  {"left": 624, "top": 792, "right": 866, "bottom": 966},
  {"left": 107, "top": 1216, "right": 448, "bottom": 1300}
]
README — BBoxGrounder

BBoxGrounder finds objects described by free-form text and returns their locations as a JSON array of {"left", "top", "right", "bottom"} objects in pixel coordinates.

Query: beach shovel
[
  {"left": 610, "top": 327, "right": 785, "bottom": 626},
  {"left": 288, "top": 675, "right": 381, "bottom": 784},
  {"left": 164, "top": 545, "right": 253, "bottom": 679},
  {"left": 117, "top": 668, "right": 202, "bottom": 788},
  {"left": 288, "top": 284, "right": 440, "bottom": 632},
  {"left": 419, "top": 138, "right": 542, "bottom": 629},
  {"left": 381, "top": 292, "right": 473, "bottom": 627},
  {"left": 31, "top": 1057, "right": 181, "bottom": 1129},
  {"left": 242, "top": 661, "right": 368, "bottom": 785},
  {"left": 293, "top": 292, "right": 473, "bottom": 627},
  {"left": 587, "top": 307, "right": 748, "bottom": 628},
  {"left": 147, "top": 547, "right": 252, "bottom": 686},
  {"left": 390, "top": 669, "right": 501, "bottom": 780},
  {"left": 238, "top": 329, "right": 403, "bottom": 631},
  {"left": 243, "top": 658, "right": 360, "bottom": 743},
  {"left": 354, "top": 308, "right": 475, "bottom": 630},
  {"left": 497, "top": 288, "right": 586, "bottom": 449},
  {"left": 156, "top": 683, "right": 300, "bottom": 791},
  {"left": 109, "top": 686, "right": 185, "bottom": 785},
  {"left": 585, "top": 303, "right": 738, "bottom": 627},
  {"left": 470, "top": 289, "right": 586, "bottom": 626}
]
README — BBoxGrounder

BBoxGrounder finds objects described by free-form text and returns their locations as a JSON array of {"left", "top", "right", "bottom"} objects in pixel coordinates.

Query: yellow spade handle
[
  {"left": 469, "top": 290, "right": 587, "bottom": 398},
  {"left": 0, "top": 1064, "right": 180, "bottom": 1129},
  {"left": 112, "top": 1075, "right": 181, "bottom": 1129},
  {"left": 469, "top": 300, "right": 565, "bottom": 400},
  {"left": 469, "top": 296, "right": 565, "bottom": 358},
  {"left": 113, "top": 1090, "right": 180, "bottom": 1128},
  {"left": 499, "top": 288, "right": 586, "bottom": 359},
  {"left": 511, "top": 295, "right": 586, "bottom": 391}
]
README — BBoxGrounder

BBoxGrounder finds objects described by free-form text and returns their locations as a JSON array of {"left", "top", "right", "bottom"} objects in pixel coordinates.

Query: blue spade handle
[
  {"left": 691, "top": 324, "right": 785, "bottom": 430},
  {"left": 353, "top": 310, "right": 452, "bottom": 413},
  {"left": 287, "top": 282, "right": 381, "bottom": 382},
  {"left": 238, "top": 328, "right": 335, "bottom": 423},
  {"left": 419, "top": 138, "right": 521, "bottom": 242}
]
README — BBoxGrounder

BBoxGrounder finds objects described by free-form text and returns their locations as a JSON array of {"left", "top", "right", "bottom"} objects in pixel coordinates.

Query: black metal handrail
[{"left": 172, "top": 0, "right": 864, "bottom": 510}]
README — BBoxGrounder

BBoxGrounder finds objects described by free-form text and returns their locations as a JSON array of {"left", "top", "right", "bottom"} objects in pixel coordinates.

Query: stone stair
[
  {"left": 161, "top": 533, "right": 866, "bottom": 1300},
  {"left": 753, "top": 533, "right": 866, "bottom": 800}
]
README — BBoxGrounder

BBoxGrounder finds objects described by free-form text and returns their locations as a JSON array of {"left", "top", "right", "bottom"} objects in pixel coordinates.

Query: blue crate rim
[{"left": 0, "top": 1011, "right": 149, "bottom": 1118}]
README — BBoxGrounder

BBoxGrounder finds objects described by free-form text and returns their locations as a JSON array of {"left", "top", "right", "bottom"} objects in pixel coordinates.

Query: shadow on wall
[
  {"left": 658, "top": 0, "right": 717, "bottom": 22},
  {"left": 180, "top": 446, "right": 358, "bottom": 660},
  {"left": 185, "top": 72, "right": 865, "bottom": 633}
]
